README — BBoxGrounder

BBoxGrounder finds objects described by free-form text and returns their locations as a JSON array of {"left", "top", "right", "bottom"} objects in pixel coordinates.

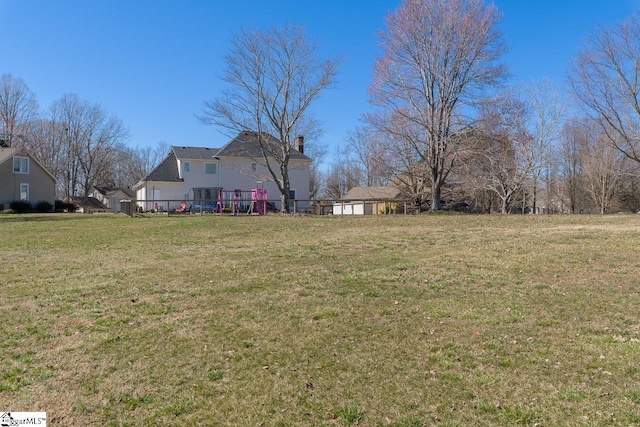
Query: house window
[
  {"left": 20, "top": 183, "right": 29, "bottom": 201},
  {"left": 251, "top": 163, "right": 257, "bottom": 173},
  {"left": 13, "top": 156, "right": 29, "bottom": 174},
  {"left": 184, "top": 161, "right": 191, "bottom": 172},
  {"left": 205, "top": 163, "right": 217, "bottom": 174}
]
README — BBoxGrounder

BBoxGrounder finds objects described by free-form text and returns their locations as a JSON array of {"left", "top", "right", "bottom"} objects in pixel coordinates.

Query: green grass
[{"left": 1, "top": 212, "right": 640, "bottom": 425}]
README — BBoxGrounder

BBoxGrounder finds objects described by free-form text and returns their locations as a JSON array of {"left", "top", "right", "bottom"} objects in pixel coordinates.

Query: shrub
[
  {"left": 10, "top": 200, "right": 32, "bottom": 213},
  {"left": 55, "top": 200, "right": 76, "bottom": 213},
  {"left": 35, "top": 200, "right": 53, "bottom": 213}
]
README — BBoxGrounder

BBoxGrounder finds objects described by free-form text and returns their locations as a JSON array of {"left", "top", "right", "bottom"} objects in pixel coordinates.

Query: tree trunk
[
  {"left": 531, "top": 180, "right": 537, "bottom": 214},
  {"left": 501, "top": 198, "right": 508, "bottom": 214},
  {"left": 280, "top": 191, "right": 290, "bottom": 214},
  {"left": 430, "top": 183, "right": 442, "bottom": 211}
]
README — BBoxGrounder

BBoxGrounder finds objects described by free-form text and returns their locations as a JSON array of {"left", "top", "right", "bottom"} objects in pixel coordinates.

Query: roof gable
[
  {"left": 216, "top": 131, "right": 309, "bottom": 160},
  {"left": 142, "top": 151, "right": 182, "bottom": 182},
  {"left": 0, "top": 147, "right": 57, "bottom": 181}
]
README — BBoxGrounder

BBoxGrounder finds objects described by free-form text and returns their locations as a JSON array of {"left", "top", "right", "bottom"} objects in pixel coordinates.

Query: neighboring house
[
  {"left": 88, "top": 186, "right": 136, "bottom": 213},
  {"left": 333, "top": 186, "right": 403, "bottom": 215},
  {"left": 0, "top": 147, "right": 56, "bottom": 210},
  {"left": 134, "top": 131, "right": 311, "bottom": 212}
]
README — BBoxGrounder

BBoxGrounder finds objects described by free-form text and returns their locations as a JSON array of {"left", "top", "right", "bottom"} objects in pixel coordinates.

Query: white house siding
[
  {"left": 136, "top": 182, "right": 185, "bottom": 211},
  {"left": 219, "top": 158, "right": 310, "bottom": 210},
  {"left": 136, "top": 186, "right": 147, "bottom": 209},
  {"left": 219, "top": 158, "right": 272, "bottom": 193},
  {"left": 182, "top": 159, "right": 221, "bottom": 189},
  {"left": 286, "top": 159, "right": 311, "bottom": 202}
]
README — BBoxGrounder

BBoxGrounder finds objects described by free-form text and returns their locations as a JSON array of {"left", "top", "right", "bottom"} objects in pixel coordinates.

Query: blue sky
[{"left": 1, "top": 0, "right": 639, "bottom": 163}]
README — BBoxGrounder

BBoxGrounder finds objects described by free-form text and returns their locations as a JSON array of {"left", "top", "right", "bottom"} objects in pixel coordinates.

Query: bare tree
[
  {"left": 369, "top": 111, "right": 433, "bottom": 208},
  {"left": 346, "top": 126, "right": 392, "bottom": 187},
  {"left": 579, "top": 120, "right": 626, "bottom": 214},
  {"left": 323, "top": 145, "right": 362, "bottom": 200},
  {"left": 570, "top": 12, "right": 640, "bottom": 164},
  {"left": 473, "top": 134, "right": 522, "bottom": 214},
  {"left": 50, "top": 95, "right": 81, "bottom": 200},
  {"left": 368, "top": 0, "right": 507, "bottom": 211},
  {"left": 464, "top": 89, "right": 532, "bottom": 214},
  {"left": 559, "top": 118, "right": 587, "bottom": 213},
  {"left": 50, "top": 94, "right": 129, "bottom": 203},
  {"left": 617, "top": 161, "right": 640, "bottom": 212},
  {"left": 22, "top": 119, "right": 67, "bottom": 197},
  {"left": 96, "top": 142, "right": 167, "bottom": 189},
  {"left": 0, "top": 74, "right": 39, "bottom": 147},
  {"left": 291, "top": 118, "right": 326, "bottom": 200},
  {"left": 128, "top": 142, "right": 170, "bottom": 187},
  {"left": 306, "top": 142, "right": 327, "bottom": 200},
  {"left": 200, "top": 23, "right": 341, "bottom": 212},
  {"left": 525, "top": 79, "right": 567, "bottom": 213}
]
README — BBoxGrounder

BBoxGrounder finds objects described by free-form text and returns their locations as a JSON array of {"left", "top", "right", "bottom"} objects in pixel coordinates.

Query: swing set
[{"left": 215, "top": 182, "right": 268, "bottom": 215}]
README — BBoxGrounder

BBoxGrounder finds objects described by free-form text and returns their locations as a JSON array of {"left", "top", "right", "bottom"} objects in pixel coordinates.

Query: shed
[{"left": 333, "top": 186, "right": 402, "bottom": 215}]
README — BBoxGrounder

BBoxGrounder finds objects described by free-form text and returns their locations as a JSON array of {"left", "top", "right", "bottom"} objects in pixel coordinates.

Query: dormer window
[{"left": 13, "top": 156, "right": 29, "bottom": 174}]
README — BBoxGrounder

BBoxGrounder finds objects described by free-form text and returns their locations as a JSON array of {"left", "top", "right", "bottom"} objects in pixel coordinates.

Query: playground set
[
  {"left": 174, "top": 182, "right": 269, "bottom": 215},
  {"left": 216, "top": 184, "right": 268, "bottom": 215}
]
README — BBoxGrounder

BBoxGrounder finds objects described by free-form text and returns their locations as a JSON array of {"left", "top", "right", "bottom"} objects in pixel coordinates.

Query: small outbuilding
[
  {"left": 333, "top": 186, "right": 403, "bottom": 215},
  {"left": 88, "top": 186, "right": 136, "bottom": 213}
]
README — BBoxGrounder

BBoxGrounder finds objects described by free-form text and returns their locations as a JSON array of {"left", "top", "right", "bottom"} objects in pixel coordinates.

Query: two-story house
[
  {"left": 133, "top": 131, "right": 311, "bottom": 212},
  {"left": 0, "top": 147, "right": 56, "bottom": 210}
]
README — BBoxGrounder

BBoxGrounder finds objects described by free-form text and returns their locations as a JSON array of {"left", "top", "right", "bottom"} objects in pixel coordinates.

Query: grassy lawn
[{"left": 1, "top": 213, "right": 640, "bottom": 426}]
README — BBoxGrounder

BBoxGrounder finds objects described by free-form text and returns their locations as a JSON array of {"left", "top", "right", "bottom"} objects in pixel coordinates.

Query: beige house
[
  {"left": 333, "top": 186, "right": 403, "bottom": 215},
  {"left": 0, "top": 147, "right": 56, "bottom": 210},
  {"left": 134, "top": 131, "right": 311, "bottom": 212}
]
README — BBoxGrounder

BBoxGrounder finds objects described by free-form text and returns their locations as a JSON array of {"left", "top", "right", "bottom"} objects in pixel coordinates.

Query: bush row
[{"left": 2, "top": 200, "right": 59, "bottom": 214}]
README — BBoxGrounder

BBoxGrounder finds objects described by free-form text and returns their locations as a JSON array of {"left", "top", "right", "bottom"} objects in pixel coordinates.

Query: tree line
[
  {"left": 0, "top": 77, "right": 167, "bottom": 204},
  {"left": 325, "top": 0, "right": 640, "bottom": 214},
  {"left": 4, "top": 0, "right": 639, "bottom": 214}
]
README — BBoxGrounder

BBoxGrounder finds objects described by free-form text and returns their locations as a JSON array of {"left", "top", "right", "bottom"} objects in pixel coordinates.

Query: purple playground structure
[{"left": 215, "top": 182, "right": 268, "bottom": 215}]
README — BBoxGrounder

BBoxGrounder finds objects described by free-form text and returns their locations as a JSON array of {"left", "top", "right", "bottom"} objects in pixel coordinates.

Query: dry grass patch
[{"left": 1, "top": 213, "right": 640, "bottom": 425}]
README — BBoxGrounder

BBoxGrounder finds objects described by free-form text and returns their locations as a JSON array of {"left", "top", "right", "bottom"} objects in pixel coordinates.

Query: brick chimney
[{"left": 294, "top": 135, "right": 304, "bottom": 154}]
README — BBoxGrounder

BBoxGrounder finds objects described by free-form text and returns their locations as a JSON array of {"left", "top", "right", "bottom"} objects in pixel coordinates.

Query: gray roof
[
  {"left": 143, "top": 151, "right": 182, "bottom": 182},
  {"left": 94, "top": 186, "right": 136, "bottom": 198},
  {"left": 341, "top": 186, "right": 402, "bottom": 201},
  {"left": 216, "top": 131, "right": 309, "bottom": 160},
  {"left": 172, "top": 146, "right": 221, "bottom": 160}
]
